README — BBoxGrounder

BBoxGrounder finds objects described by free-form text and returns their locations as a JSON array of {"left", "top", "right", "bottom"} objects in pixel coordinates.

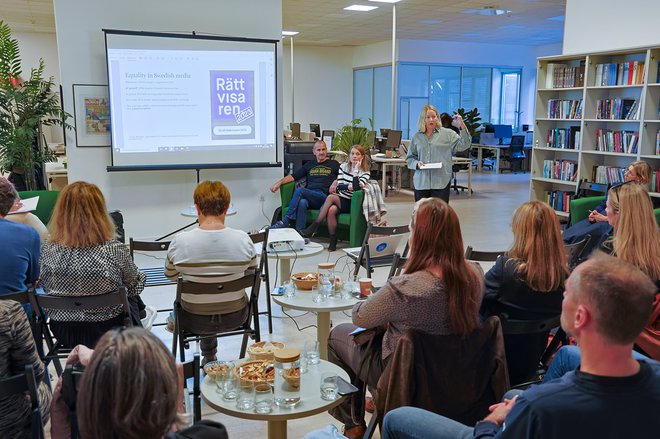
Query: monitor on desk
[
  {"left": 289, "top": 122, "right": 301, "bottom": 140},
  {"left": 380, "top": 128, "right": 390, "bottom": 138},
  {"left": 309, "top": 123, "right": 321, "bottom": 138},
  {"left": 492, "top": 124, "right": 513, "bottom": 145},
  {"left": 385, "top": 130, "right": 402, "bottom": 150}
]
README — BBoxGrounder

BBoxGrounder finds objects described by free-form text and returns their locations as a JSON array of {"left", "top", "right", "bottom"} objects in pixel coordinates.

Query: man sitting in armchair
[{"left": 270, "top": 140, "right": 339, "bottom": 233}]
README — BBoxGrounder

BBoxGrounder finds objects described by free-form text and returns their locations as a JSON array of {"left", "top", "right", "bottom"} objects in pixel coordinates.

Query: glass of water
[
  {"left": 254, "top": 383, "right": 274, "bottom": 414},
  {"left": 221, "top": 374, "right": 239, "bottom": 401},
  {"left": 304, "top": 340, "right": 320, "bottom": 365},
  {"left": 311, "top": 285, "right": 325, "bottom": 303},
  {"left": 283, "top": 280, "right": 296, "bottom": 298},
  {"left": 236, "top": 381, "right": 255, "bottom": 410},
  {"left": 320, "top": 372, "right": 339, "bottom": 401}
]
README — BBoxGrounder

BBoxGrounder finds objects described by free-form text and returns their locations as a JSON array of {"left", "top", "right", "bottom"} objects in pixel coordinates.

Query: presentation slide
[{"left": 104, "top": 31, "right": 278, "bottom": 169}]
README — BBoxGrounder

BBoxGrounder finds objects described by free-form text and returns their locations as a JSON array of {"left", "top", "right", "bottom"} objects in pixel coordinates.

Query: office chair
[
  {"left": 502, "top": 135, "right": 526, "bottom": 173},
  {"left": 452, "top": 147, "right": 473, "bottom": 195}
]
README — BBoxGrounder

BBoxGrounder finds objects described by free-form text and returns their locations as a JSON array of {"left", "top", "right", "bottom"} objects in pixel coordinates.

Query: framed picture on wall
[{"left": 72, "top": 84, "right": 111, "bottom": 147}]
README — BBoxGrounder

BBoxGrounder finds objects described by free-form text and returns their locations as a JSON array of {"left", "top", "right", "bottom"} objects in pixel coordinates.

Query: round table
[
  {"left": 272, "top": 291, "right": 358, "bottom": 360},
  {"left": 267, "top": 242, "right": 324, "bottom": 285},
  {"left": 201, "top": 359, "right": 349, "bottom": 439}
]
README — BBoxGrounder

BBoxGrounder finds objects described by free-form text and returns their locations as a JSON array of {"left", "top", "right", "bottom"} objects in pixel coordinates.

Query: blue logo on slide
[{"left": 376, "top": 243, "right": 387, "bottom": 252}]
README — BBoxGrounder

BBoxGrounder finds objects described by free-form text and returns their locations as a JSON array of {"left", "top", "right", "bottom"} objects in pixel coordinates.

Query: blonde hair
[
  {"left": 48, "top": 181, "right": 115, "bottom": 247},
  {"left": 417, "top": 104, "right": 440, "bottom": 133},
  {"left": 405, "top": 198, "right": 482, "bottom": 336},
  {"left": 507, "top": 201, "right": 569, "bottom": 292},
  {"left": 609, "top": 184, "right": 660, "bottom": 281},
  {"left": 629, "top": 160, "right": 652, "bottom": 188},
  {"left": 347, "top": 145, "right": 369, "bottom": 172},
  {"left": 194, "top": 180, "right": 230, "bottom": 216}
]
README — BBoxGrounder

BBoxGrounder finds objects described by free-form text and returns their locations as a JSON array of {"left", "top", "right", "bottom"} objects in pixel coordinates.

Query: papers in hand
[
  {"left": 8, "top": 196, "right": 39, "bottom": 215},
  {"left": 419, "top": 162, "right": 443, "bottom": 169}
]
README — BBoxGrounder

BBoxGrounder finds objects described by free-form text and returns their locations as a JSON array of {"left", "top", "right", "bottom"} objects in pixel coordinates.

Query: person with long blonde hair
[
  {"left": 301, "top": 145, "right": 370, "bottom": 250},
  {"left": 40, "top": 182, "right": 146, "bottom": 348},
  {"left": 481, "top": 200, "right": 569, "bottom": 384},
  {"left": 327, "top": 198, "right": 483, "bottom": 438}
]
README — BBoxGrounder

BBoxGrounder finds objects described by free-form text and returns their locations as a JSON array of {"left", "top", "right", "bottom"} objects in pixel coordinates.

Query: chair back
[
  {"left": 508, "top": 136, "right": 526, "bottom": 158},
  {"left": 129, "top": 238, "right": 171, "bottom": 259},
  {"left": 0, "top": 290, "right": 31, "bottom": 305},
  {"left": 575, "top": 179, "right": 608, "bottom": 199},
  {"left": 352, "top": 223, "right": 409, "bottom": 278},
  {"left": 175, "top": 270, "right": 260, "bottom": 302},
  {"left": 564, "top": 235, "right": 591, "bottom": 270},
  {"left": 464, "top": 246, "right": 504, "bottom": 262},
  {"left": 0, "top": 365, "right": 44, "bottom": 439},
  {"left": 498, "top": 313, "right": 560, "bottom": 336},
  {"left": 181, "top": 353, "right": 201, "bottom": 422}
]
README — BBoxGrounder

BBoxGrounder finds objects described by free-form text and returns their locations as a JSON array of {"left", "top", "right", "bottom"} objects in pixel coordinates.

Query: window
[{"left": 500, "top": 71, "right": 521, "bottom": 129}]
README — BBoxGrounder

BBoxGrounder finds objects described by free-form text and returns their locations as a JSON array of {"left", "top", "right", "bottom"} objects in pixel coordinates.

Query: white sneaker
[{"left": 141, "top": 306, "right": 158, "bottom": 330}]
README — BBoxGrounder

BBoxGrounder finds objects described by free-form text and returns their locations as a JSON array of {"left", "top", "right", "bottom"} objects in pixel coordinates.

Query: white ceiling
[{"left": 0, "top": 0, "right": 566, "bottom": 46}]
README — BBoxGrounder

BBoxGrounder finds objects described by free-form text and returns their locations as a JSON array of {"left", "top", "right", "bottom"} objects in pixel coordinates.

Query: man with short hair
[
  {"left": 380, "top": 252, "right": 660, "bottom": 439},
  {"left": 0, "top": 177, "right": 40, "bottom": 295},
  {"left": 270, "top": 140, "right": 340, "bottom": 232}
]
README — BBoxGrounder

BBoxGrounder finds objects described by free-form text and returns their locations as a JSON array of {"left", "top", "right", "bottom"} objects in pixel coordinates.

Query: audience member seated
[
  {"left": 302, "top": 145, "right": 370, "bottom": 251},
  {"left": 165, "top": 180, "right": 257, "bottom": 365},
  {"left": 480, "top": 201, "right": 568, "bottom": 384},
  {"left": 380, "top": 253, "right": 660, "bottom": 439},
  {"left": 40, "top": 182, "right": 146, "bottom": 348},
  {"left": 50, "top": 328, "right": 228, "bottom": 439},
  {"left": 0, "top": 177, "right": 41, "bottom": 297},
  {"left": 327, "top": 197, "right": 483, "bottom": 439},
  {"left": 0, "top": 300, "right": 52, "bottom": 438},
  {"left": 270, "top": 140, "right": 340, "bottom": 232},
  {"left": 562, "top": 160, "right": 652, "bottom": 254}
]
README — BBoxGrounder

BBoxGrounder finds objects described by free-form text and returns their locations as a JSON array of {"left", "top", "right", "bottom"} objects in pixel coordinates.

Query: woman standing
[
  {"left": 327, "top": 198, "right": 483, "bottom": 438},
  {"left": 301, "top": 145, "right": 370, "bottom": 251},
  {"left": 40, "top": 182, "right": 146, "bottom": 348},
  {"left": 406, "top": 105, "right": 471, "bottom": 202}
]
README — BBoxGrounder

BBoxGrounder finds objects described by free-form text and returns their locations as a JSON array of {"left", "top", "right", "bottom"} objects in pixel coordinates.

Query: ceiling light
[
  {"left": 368, "top": 0, "right": 401, "bottom": 3},
  {"left": 344, "top": 5, "right": 379, "bottom": 12},
  {"left": 282, "top": 30, "right": 299, "bottom": 36}
]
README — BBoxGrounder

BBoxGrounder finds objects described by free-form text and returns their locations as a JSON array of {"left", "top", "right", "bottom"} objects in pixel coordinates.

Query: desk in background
[
  {"left": 44, "top": 159, "right": 68, "bottom": 190},
  {"left": 472, "top": 144, "right": 532, "bottom": 173},
  {"left": 371, "top": 156, "right": 406, "bottom": 197}
]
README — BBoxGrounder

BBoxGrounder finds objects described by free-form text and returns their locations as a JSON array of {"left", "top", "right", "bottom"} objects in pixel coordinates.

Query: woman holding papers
[{"left": 406, "top": 105, "right": 471, "bottom": 202}]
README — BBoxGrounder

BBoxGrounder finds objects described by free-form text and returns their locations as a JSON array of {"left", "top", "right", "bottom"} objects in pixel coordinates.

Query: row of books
[
  {"left": 592, "top": 166, "right": 626, "bottom": 185},
  {"left": 595, "top": 98, "right": 639, "bottom": 120},
  {"left": 546, "top": 127, "right": 581, "bottom": 149},
  {"left": 594, "top": 61, "right": 645, "bottom": 86},
  {"left": 652, "top": 169, "right": 660, "bottom": 193},
  {"left": 547, "top": 99, "right": 582, "bottom": 119},
  {"left": 544, "top": 62, "right": 585, "bottom": 89},
  {"left": 595, "top": 129, "right": 639, "bottom": 154},
  {"left": 543, "top": 160, "right": 578, "bottom": 181},
  {"left": 544, "top": 190, "right": 574, "bottom": 213},
  {"left": 657, "top": 130, "right": 660, "bottom": 155}
]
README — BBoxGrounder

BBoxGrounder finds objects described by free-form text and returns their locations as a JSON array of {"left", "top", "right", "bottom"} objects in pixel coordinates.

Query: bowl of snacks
[
  {"left": 203, "top": 360, "right": 234, "bottom": 382},
  {"left": 247, "top": 341, "right": 285, "bottom": 361},
  {"left": 282, "top": 367, "right": 301, "bottom": 389},
  {"left": 234, "top": 360, "right": 275, "bottom": 386},
  {"left": 291, "top": 272, "right": 319, "bottom": 290}
]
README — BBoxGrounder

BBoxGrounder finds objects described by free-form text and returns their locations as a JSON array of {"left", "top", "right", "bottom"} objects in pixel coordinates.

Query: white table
[
  {"left": 266, "top": 242, "right": 325, "bottom": 286},
  {"left": 272, "top": 291, "right": 358, "bottom": 360},
  {"left": 202, "top": 359, "right": 349, "bottom": 439},
  {"left": 371, "top": 156, "right": 407, "bottom": 197}
]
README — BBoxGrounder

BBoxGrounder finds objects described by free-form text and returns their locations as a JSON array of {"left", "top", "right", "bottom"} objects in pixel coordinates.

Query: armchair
[
  {"left": 279, "top": 182, "right": 367, "bottom": 247},
  {"left": 17, "top": 190, "right": 60, "bottom": 224}
]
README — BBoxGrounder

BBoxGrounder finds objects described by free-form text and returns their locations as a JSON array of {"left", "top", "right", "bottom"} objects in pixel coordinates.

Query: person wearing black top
[
  {"left": 380, "top": 253, "right": 660, "bottom": 439},
  {"left": 270, "top": 140, "right": 340, "bottom": 232}
]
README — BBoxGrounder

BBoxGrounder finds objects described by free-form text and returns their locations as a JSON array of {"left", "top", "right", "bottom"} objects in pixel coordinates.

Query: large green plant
[
  {"left": 454, "top": 107, "right": 482, "bottom": 141},
  {"left": 332, "top": 117, "right": 373, "bottom": 154},
  {"left": 0, "top": 21, "right": 71, "bottom": 190}
]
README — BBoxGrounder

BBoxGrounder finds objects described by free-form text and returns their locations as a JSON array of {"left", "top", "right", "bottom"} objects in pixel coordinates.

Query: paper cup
[{"left": 359, "top": 278, "right": 372, "bottom": 297}]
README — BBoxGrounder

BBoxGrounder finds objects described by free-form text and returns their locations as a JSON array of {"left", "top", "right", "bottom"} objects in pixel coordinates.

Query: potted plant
[
  {"left": 331, "top": 118, "right": 373, "bottom": 155},
  {"left": 0, "top": 20, "right": 71, "bottom": 191},
  {"left": 454, "top": 107, "right": 483, "bottom": 142}
]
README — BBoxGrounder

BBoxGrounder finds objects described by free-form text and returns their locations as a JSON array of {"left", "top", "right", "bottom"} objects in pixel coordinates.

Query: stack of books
[
  {"left": 596, "top": 129, "right": 639, "bottom": 154},
  {"left": 651, "top": 169, "right": 660, "bottom": 193},
  {"left": 596, "top": 98, "right": 639, "bottom": 120},
  {"left": 592, "top": 166, "right": 626, "bottom": 185},
  {"left": 545, "top": 190, "right": 574, "bottom": 213},
  {"left": 594, "top": 61, "right": 645, "bottom": 86},
  {"left": 543, "top": 159, "right": 577, "bottom": 181},
  {"left": 546, "top": 127, "right": 581, "bottom": 149},
  {"left": 547, "top": 99, "right": 582, "bottom": 119},
  {"left": 545, "top": 62, "right": 585, "bottom": 88}
]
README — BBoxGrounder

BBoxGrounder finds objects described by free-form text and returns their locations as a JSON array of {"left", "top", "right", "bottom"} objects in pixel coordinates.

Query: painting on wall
[{"left": 73, "top": 84, "right": 111, "bottom": 147}]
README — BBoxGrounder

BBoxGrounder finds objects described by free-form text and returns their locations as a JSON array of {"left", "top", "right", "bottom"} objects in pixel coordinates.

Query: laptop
[{"left": 345, "top": 234, "right": 406, "bottom": 259}]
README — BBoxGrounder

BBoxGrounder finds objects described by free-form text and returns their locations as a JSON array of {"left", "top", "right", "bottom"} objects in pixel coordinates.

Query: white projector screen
[{"left": 104, "top": 30, "right": 279, "bottom": 171}]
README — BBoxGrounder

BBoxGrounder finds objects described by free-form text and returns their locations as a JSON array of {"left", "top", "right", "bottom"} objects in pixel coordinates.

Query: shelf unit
[{"left": 531, "top": 46, "right": 660, "bottom": 217}]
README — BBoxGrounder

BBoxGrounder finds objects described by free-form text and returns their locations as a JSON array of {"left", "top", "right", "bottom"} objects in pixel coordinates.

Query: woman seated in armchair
[{"left": 302, "top": 145, "right": 370, "bottom": 251}]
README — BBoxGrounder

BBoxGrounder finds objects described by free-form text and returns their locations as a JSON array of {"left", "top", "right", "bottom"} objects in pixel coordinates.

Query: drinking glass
[
  {"left": 236, "top": 381, "right": 255, "bottom": 410},
  {"left": 312, "top": 285, "right": 325, "bottom": 303},
  {"left": 283, "top": 280, "right": 296, "bottom": 298},
  {"left": 304, "top": 340, "right": 320, "bottom": 365},
  {"left": 254, "top": 383, "right": 274, "bottom": 414},
  {"left": 221, "top": 374, "right": 239, "bottom": 401},
  {"left": 320, "top": 372, "right": 339, "bottom": 401}
]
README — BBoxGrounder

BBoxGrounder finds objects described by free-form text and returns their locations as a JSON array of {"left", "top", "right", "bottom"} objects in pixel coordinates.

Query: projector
[{"left": 267, "top": 228, "right": 306, "bottom": 253}]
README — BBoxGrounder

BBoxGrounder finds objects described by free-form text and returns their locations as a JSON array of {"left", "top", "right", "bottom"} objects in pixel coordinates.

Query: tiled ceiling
[{"left": 0, "top": 0, "right": 565, "bottom": 46}]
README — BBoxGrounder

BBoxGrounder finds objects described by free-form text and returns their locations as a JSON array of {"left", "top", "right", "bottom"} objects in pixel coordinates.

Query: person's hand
[
  {"left": 417, "top": 161, "right": 425, "bottom": 169},
  {"left": 588, "top": 210, "right": 607, "bottom": 223},
  {"left": 66, "top": 345, "right": 94, "bottom": 367},
  {"left": 9, "top": 199, "right": 23, "bottom": 213},
  {"left": 329, "top": 180, "right": 338, "bottom": 194},
  {"left": 453, "top": 114, "right": 467, "bottom": 130},
  {"left": 270, "top": 182, "right": 279, "bottom": 193},
  {"left": 483, "top": 395, "right": 518, "bottom": 425}
]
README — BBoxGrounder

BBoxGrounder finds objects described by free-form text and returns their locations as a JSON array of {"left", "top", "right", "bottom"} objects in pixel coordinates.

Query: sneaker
[
  {"left": 165, "top": 315, "right": 175, "bottom": 333},
  {"left": 141, "top": 306, "right": 157, "bottom": 331},
  {"left": 268, "top": 220, "right": 289, "bottom": 229}
]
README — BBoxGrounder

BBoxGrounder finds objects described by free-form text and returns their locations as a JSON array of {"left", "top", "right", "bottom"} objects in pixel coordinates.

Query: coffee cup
[
  {"left": 385, "top": 150, "right": 393, "bottom": 158},
  {"left": 359, "top": 278, "right": 372, "bottom": 297}
]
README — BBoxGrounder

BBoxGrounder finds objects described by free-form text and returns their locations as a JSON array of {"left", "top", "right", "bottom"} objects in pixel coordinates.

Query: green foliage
[
  {"left": 454, "top": 107, "right": 482, "bottom": 140},
  {"left": 0, "top": 20, "right": 71, "bottom": 190},
  {"left": 332, "top": 117, "right": 373, "bottom": 154}
]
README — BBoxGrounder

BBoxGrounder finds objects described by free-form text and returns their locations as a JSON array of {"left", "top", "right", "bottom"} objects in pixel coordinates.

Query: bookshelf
[{"left": 531, "top": 46, "right": 660, "bottom": 217}]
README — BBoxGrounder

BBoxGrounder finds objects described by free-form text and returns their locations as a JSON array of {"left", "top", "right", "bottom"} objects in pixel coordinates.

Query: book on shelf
[
  {"left": 657, "top": 130, "right": 660, "bottom": 155},
  {"left": 545, "top": 127, "right": 581, "bottom": 149},
  {"left": 547, "top": 99, "right": 582, "bottom": 119},
  {"left": 543, "top": 159, "right": 577, "bottom": 181},
  {"left": 545, "top": 62, "right": 585, "bottom": 88},
  {"left": 595, "top": 129, "right": 639, "bottom": 154},
  {"left": 592, "top": 165, "right": 626, "bottom": 185},
  {"left": 652, "top": 169, "right": 660, "bottom": 193},
  {"left": 545, "top": 190, "right": 574, "bottom": 213},
  {"left": 596, "top": 98, "right": 639, "bottom": 120},
  {"left": 594, "top": 61, "right": 645, "bottom": 86}
]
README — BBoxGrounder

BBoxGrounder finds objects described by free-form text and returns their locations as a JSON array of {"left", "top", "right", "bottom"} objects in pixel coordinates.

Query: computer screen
[
  {"left": 385, "top": 130, "right": 402, "bottom": 149},
  {"left": 380, "top": 128, "right": 390, "bottom": 138},
  {"left": 309, "top": 123, "right": 321, "bottom": 138},
  {"left": 492, "top": 124, "right": 513, "bottom": 145}
]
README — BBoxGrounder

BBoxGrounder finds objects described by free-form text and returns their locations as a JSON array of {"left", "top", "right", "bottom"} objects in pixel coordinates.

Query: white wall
[
  {"left": 564, "top": 0, "right": 660, "bottom": 54},
  {"left": 282, "top": 44, "right": 353, "bottom": 134},
  {"left": 14, "top": 31, "right": 63, "bottom": 143},
  {"left": 352, "top": 40, "right": 393, "bottom": 68},
  {"left": 53, "top": 0, "right": 283, "bottom": 238}
]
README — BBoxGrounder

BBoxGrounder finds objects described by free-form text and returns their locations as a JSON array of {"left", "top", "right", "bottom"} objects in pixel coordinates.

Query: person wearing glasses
[{"left": 562, "top": 160, "right": 652, "bottom": 255}]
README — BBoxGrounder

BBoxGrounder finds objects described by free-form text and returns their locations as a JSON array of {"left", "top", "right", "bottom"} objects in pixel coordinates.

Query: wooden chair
[
  {"left": 30, "top": 287, "right": 132, "bottom": 374},
  {"left": 0, "top": 365, "right": 45, "bottom": 439},
  {"left": 181, "top": 352, "right": 202, "bottom": 422},
  {"left": 347, "top": 223, "right": 409, "bottom": 278},
  {"left": 249, "top": 230, "right": 273, "bottom": 335},
  {"left": 464, "top": 246, "right": 505, "bottom": 262},
  {"left": 171, "top": 269, "right": 262, "bottom": 362}
]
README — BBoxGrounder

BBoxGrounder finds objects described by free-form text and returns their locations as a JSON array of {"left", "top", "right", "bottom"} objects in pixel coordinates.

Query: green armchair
[
  {"left": 279, "top": 182, "right": 367, "bottom": 247},
  {"left": 569, "top": 196, "right": 605, "bottom": 227},
  {"left": 17, "top": 190, "right": 61, "bottom": 225}
]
